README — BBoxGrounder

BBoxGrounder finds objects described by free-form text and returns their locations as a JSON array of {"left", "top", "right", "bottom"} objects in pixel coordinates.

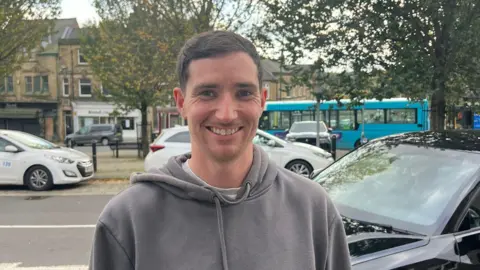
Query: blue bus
[{"left": 258, "top": 98, "right": 430, "bottom": 150}]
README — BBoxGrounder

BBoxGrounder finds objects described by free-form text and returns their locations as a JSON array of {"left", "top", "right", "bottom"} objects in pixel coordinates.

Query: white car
[
  {"left": 0, "top": 129, "right": 94, "bottom": 191},
  {"left": 144, "top": 126, "right": 334, "bottom": 177}
]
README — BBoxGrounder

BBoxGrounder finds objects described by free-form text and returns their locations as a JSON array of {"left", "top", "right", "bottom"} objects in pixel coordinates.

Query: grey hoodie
[{"left": 89, "top": 145, "right": 351, "bottom": 270}]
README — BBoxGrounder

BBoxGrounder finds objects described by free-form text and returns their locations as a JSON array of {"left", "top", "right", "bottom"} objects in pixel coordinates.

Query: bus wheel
[{"left": 354, "top": 139, "right": 361, "bottom": 148}]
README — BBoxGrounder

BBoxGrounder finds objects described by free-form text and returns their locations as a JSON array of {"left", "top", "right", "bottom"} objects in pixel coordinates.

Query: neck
[{"left": 188, "top": 145, "right": 254, "bottom": 189}]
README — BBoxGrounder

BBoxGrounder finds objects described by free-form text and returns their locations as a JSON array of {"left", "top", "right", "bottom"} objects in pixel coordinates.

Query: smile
[{"left": 207, "top": 127, "right": 242, "bottom": 136}]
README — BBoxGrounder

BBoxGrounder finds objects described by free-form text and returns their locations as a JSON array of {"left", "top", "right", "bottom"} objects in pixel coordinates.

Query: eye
[
  {"left": 199, "top": 90, "right": 216, "bottom": 97},
  {"left": 238, "top": 89, "right": 253, "bottom": 98}
]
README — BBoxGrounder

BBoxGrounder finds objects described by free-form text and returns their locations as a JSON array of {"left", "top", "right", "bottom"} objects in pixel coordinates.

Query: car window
[
  {"left": 252, "top": 134, "right": 271, "bottom": 146},
  {"left": 313, "top": 140, "right": 480, "bottom": 234},
  {"left": 290, "top": 121, "right": 326, "bottom": 133},
  {"left": 458, "top": 189, "right": 480, "bottom": 232},
  {"left": 165, "top": 131, "right": 191, "bottom": 143},
  {"left": 0, "top": 138, "right": 13, "bottom": 152},
  {"left": 3, "top": 131, "right": 60, "bottom": 150},
  {"left": 78, "top": 126, "right": 89, "bottom": 134}
]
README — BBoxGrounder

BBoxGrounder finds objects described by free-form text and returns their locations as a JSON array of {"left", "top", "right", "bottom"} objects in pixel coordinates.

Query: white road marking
[
  {"left": 0, "top": 225, "right": 95, "bottom": 229},
  {"left": 0, "top": 263, "right": 88, "bottom": 269}
]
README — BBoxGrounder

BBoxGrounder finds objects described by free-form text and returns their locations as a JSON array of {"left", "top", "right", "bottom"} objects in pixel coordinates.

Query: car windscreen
[
  {"left": 5, "top": 131, "right": 60, "bottom": 150},
  {"left": 313, "top": 140, "right": 480, "bottom": 235},
  {"left": 290, "top": 122, "right": 326, "bottom": 133}
]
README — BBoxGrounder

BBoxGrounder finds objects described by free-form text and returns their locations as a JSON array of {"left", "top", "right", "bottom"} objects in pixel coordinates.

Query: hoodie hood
[
  {"left": 130, "top": 144, "right": 278, "bottom": 205},
  {"left": 129, "top": 145, "right": 278, "bottom": 270}
]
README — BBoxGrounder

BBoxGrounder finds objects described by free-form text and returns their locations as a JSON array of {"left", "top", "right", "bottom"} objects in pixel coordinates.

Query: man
[{"left": 89, "top": 31, "right": 351, "bottom": 270}]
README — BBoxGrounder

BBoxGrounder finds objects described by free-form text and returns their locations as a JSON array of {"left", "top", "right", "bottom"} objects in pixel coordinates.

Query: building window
[
  {"left": 0, "top": 76, "right": 14, "bottom": 93},
  {"left": 63, "top": 78, "right": 69, "bottom": 96},
  {"left": 25, "top": 75, "right": 48, "bottom": 93},
  {"left": 79, "top": 79, "right": 92, "bottom": 97},
  {"left": 41, "top": 76, "right": 49, "bottom": 92},
  {"left": 25, "top": 76, "right": 33, "bottom": 93},
  {"left": 78, "top": 49, "right": 87, "bottom": 64},
  {"left": 118, "top": 117, "right": 135, "bottom": 130}
]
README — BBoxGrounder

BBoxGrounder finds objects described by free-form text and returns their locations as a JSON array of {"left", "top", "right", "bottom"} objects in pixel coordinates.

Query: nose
[{"left": 215, "top": 93, "right": 238, "bottom": 122}]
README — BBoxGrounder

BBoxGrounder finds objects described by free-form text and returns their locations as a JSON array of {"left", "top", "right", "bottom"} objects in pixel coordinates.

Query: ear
[
  {"left": 260, "top": 87, "right": 268, "bottom": 110},
  {"left": 173, "top": 87, "right": 187, "bottom": 118}
]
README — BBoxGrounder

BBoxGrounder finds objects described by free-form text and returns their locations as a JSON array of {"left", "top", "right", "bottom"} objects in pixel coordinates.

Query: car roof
[{"left": 371, "top": 130, "right": 480, "bottom": 152}]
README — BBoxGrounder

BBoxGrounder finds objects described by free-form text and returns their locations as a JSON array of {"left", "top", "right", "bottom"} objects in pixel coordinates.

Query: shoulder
[
  {"left": 97, "top": 182, "right": 159, "bottom": 227},
  {"left": 275, "top": 166, "right": 340, "bottom": 223},
  {"left": 276, "top": 165, "right": 329, "bottom": 201}
]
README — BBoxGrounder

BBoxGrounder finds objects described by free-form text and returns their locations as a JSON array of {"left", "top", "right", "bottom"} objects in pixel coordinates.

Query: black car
[{"left": 311, "top": 130, "right": 480, "bottom": 269}]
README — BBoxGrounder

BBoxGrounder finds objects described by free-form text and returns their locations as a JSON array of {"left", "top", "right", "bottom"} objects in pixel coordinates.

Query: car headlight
[
  {"left": 313, "top": 151, "right": 332, "bottom": 159},
  {"left": 45, "top": 155, "right": 75, "bottom": 164}
]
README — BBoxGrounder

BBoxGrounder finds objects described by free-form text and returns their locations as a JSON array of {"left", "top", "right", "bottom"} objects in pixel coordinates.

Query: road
[{"left": 0, "top": 194, "right": 114, "bottom": 269}]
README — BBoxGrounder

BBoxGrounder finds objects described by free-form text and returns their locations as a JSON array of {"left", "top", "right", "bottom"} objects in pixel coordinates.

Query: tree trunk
[
  {"left": 430, "top": 79, "right": 446, "bottom": 131},
  {"left": 140, "top": 103, "right": 149, "bottom": 158}
]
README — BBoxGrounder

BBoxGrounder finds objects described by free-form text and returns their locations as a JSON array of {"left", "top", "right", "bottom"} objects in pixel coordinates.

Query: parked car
[
  {"left": 311, "top": 130, "right": 480, "bottom": 269},
  {"left": 144, "top": 126, "right": 334, "bottom": 177},
  {"left": 0, "top": 130, "right": 94, "bottom": 191},
  {"left": 285, "top": 121, "right": 332, "bottom": 152},
  {"left": 64, "top": 123, "right": 123, "bottom": 147}
]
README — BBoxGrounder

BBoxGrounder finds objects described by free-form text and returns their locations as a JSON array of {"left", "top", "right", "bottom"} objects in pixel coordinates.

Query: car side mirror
[
  {"left": 267, "top": 139, "right": 276, "bottom": 147},
  {"left": 285, "top": 128, "right": 289, "bottom": 132},
  {"left": 5, "top": 145, "right": 19, "bottom": 153}
]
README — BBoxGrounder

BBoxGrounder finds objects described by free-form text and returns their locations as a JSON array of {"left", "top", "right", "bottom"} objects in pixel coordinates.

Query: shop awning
[{"left": 0, "top": 108, "right": 39, "bottom": 119}]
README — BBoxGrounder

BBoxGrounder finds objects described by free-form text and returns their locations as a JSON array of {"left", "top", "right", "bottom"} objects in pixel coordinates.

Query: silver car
[{"left": 285, "top": 121, "right": 332, "bottom": 151}]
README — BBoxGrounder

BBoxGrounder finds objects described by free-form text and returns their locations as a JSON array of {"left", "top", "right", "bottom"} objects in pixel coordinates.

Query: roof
[
  {"left": 38, "top": 18, "right": 80, "bottom": 54},
  {"left": 372, "top": 130, "right": 480, "bottom": 152},
  {"left": 260, "top": 59, "right": 313, "bottom": 82}
]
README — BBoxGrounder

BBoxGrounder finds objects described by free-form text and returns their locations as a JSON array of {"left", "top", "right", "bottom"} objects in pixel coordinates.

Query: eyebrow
[
  {"left": 235, "top": 82, "right": 257, "bottom": 88},
  {"left": 193, "top": 82, "right": 257, "bottom": 91}
]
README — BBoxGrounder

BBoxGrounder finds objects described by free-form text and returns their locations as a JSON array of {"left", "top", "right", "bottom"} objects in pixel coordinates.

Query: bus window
[
  {"left": 259, "top": 111, "right": 270, "bottom": 130},
  {"left": 361, "top": 109, "right": 385, "bottom": 124},
  {"left": 387, "top": 109, "right": 417, "bottom": 124},
  {"left": 269, "top": 111, "right": 290, "bottom": 130},
  {"left": 338, "top": 110, "right": 356, "bottom": 130}
]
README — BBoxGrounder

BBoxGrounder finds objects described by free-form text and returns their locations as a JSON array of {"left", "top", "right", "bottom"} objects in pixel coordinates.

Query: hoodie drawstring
[{"left": 212, "top": 182, "right": 252, "bottom": 270}]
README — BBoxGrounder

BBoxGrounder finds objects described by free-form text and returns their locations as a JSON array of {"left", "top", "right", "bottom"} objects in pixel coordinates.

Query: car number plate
[{"left": 85, "top": 165, "right": 93, "bottom": 173}]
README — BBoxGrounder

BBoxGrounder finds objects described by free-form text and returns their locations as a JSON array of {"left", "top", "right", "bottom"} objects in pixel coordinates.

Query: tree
[
  {"left": 0, "top": 0, "right": 61, "bottom": 77},
  {"left": 259, "top": 0, "right": 480, "bottom": 130},
  {"left": 81, "top": 5, "right": 183, "bottom": 157},
  {"left": 83, "top": 0, "right": 262, "bottom": 157}
]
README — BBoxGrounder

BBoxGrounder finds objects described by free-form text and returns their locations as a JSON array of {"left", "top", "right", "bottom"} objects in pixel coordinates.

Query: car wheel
[
  {"left": 25, "top": 166, "right": 54, "bottom": 191},
  {"left": 66, "top": 139, "right": 74, "bottom": 148},
  {"left": 101, "top": 138, "right": 109, "bottom": 146},
  {"left": 286, "top": 160, "right": 313, "bottom": 178}
]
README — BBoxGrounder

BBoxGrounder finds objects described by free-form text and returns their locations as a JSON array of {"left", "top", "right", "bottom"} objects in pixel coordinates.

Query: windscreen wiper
[{"left": 353, "top": 218, "right": 425, "bottom": 237}]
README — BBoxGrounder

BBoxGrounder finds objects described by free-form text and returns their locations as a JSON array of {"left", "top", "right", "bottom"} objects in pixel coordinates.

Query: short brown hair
[{"left": 176, "top": 31, "right": 263, "bottom": 90}]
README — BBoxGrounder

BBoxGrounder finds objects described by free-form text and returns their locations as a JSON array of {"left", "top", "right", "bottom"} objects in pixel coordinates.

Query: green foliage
[
  {"left": 259, "top": 0, "right": 480, "bottom": 130},
  {"left": 0, "top": 0, "right": 61, "bottom": 77}
]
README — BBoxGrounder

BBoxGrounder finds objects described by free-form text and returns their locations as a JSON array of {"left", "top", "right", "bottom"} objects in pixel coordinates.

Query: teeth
[{"left": 210, "top": 127, "right": 239, "bottom": 136}]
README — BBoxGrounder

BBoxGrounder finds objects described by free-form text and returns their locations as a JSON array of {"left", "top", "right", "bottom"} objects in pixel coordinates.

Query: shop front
[
  {"left": 72, "top": 101, "right": 142, "bottom": 142},
  {"left": 0, "top": 102, "right": 58, "bottom": 141}
]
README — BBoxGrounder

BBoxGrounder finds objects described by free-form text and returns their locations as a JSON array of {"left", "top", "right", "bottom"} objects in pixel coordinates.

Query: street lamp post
[{"left": 312, "top": 80, "right": 323, "bottom": 149}]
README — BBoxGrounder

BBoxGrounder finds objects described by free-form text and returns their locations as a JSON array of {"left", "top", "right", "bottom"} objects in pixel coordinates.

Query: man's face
[{"left": 173, "top": 52, "right": 267, "bottom": 162}]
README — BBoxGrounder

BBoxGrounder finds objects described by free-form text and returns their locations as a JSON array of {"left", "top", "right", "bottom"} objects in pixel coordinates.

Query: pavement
[{"left": 75, "top": 146, "right": 145, "bottom": 179}]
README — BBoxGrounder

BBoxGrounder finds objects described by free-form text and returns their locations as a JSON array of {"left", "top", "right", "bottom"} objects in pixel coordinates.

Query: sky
[{"left": 60, "top": 0, "right": 99, "bottom": 26}]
